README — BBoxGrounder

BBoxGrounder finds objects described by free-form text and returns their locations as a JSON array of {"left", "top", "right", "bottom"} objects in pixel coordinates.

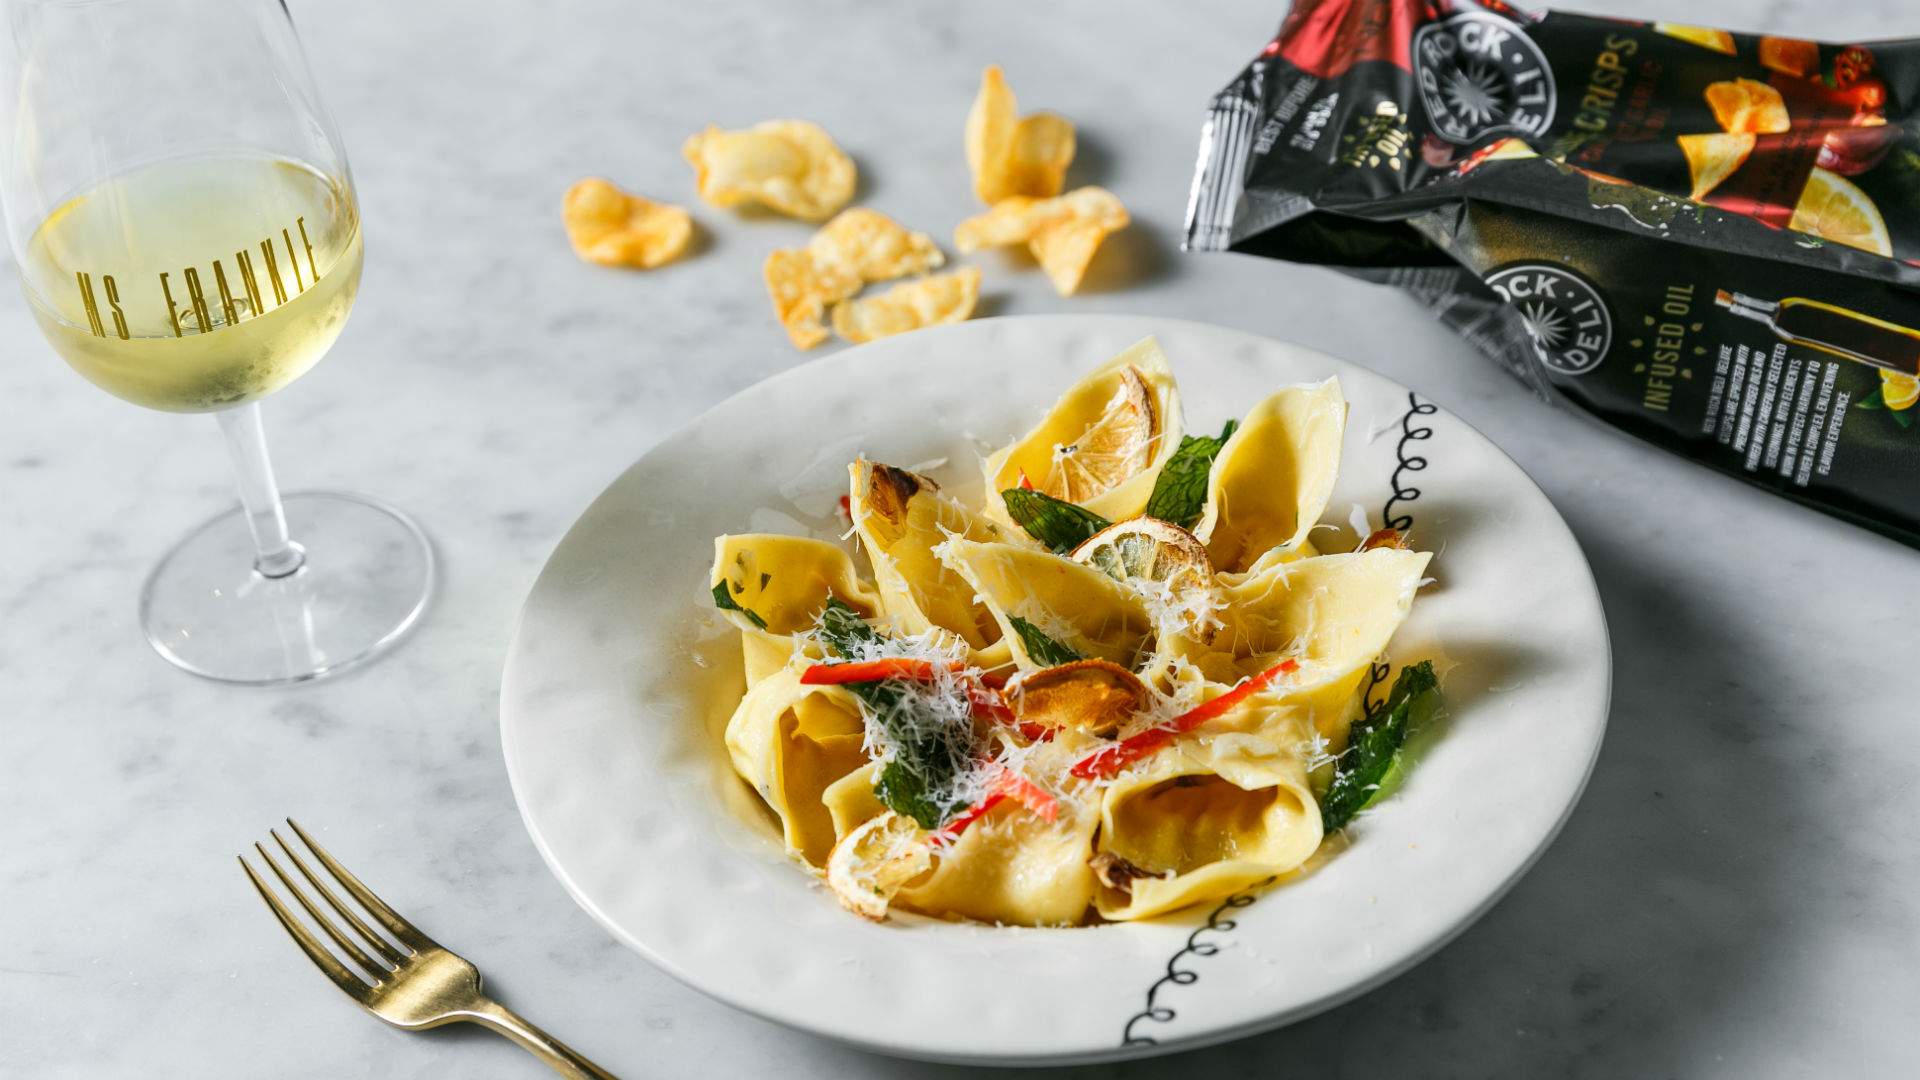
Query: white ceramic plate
[{"left": 500, "top": 315, "right": 1610, "bottom": 1065}]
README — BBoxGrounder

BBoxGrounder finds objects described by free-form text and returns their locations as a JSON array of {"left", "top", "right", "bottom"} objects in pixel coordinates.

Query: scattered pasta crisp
[
  {"left": 808, "top": 208, "right": 945, "bottom": 281},
  {"left": 966, "top": 65, "right": 1077, "bottom": 204},
  {"left": 955, "top": 186, "right": 1129, "bottom": 296},
  {"left": 831, "top": 266, "right": 981, "bottom": 343},
  {"left": 765, "top": 208, "right": 948, "bottom": 349},
  {"left": 763, "top": 248, "right": 862, "bottom": 350},
  {"left": 682, "top": 119, "right": 856, "bottom": 221},
  {"left": 559, "top": 178, "right": 693, "bottom": 269}
]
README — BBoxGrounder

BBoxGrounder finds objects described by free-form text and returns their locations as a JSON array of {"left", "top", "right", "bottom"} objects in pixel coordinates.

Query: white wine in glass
[
  {"left": 1, "top": 0, "right": 431, "bottom": 683},
  {"left": 24, "top": 154, "right": 363, "bottom": 411}
]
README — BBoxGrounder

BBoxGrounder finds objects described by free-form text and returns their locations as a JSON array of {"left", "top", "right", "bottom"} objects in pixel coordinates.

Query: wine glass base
[{"left": 140, "top": 490, "right": 434, "bottom": 685}]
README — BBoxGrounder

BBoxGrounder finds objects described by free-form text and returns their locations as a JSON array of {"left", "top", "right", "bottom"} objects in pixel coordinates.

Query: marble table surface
[{"left": 3, "top": 0, "right": 1916, "bottom": 1076}]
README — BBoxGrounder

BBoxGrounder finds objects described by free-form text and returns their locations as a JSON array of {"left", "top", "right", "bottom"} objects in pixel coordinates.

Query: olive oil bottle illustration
[{"left": 1716, "top": 289, "right": 1920, "bottom": 376}]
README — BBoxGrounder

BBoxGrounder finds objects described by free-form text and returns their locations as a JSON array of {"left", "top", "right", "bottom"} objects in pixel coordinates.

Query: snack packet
[{"left": 1187, "top": 0, "right": 1920, "bottom": 548}]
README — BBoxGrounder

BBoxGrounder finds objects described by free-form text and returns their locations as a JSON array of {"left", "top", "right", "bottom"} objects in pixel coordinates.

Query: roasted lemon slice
[
  {"left": 825, "top": 812, "right": 932, "bottom": 921},
  {"left": 1071, "top": 517, "right": 1220, "bottom": 642},
  {"left": 981, "top": 336, "right": 1183, "bottom": 525},
  {"left": 1791, "top": 168, "right": 1892, "bottom": 257},
  {"left": 1040, "top": 365, "right": 1156, "bottom": 502}
]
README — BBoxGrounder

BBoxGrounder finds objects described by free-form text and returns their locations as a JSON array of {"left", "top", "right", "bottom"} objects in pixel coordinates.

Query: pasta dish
[{"left": 707, "top": 336, "right": 1439, "bottom": 925}]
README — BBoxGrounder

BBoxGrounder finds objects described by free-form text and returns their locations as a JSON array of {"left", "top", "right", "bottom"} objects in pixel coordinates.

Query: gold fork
[{"left": 240, "top": 819, "right": 619, "bottom": 1079}]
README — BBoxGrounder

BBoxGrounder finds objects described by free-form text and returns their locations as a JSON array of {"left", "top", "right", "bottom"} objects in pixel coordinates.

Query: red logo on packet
[{"left": 1275, "top": 0, "right": 1426, "bottom": 79}]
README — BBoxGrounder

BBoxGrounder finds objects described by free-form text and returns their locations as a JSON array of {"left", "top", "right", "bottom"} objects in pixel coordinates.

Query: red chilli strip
[
  {"left": 1068, "top": 729, "right": 1172, "bottom": 781},
  {"left": 966, "top": 685, "right": 1016, "bottom": 726},
  {"left": 987, "top": 762, "right": 1059, "bottom": 822},
  {"left": 967, "top": 670, "right": 1032, "bottom": 725},
  {"left": 1014, "top": 721, "right": 1056, "bottom": 743},
  {"left": 935, "top": 763, "right": 1057, "bottom": 847},
  {"left": 935, "top": 792, "right": 1007, "bottom": 844},
  {"left": 1070, "top": 658, "right": 1300, "bottom": 780},
  {"left": 1016, "top": 469, "right": 1035, "bottom": 491},
  {"left": 798, "top": 658, "right": 959, "bottom": 685}
]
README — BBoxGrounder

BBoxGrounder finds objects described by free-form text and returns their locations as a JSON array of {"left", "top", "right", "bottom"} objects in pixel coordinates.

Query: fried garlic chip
[
  {"left": 1704, "top": 78, "right": 1790, "bottom": 135},
  {"left": 966, "top": 65, "right": 1077, "bottom": 203},
  {"left": 766, "top": 209, "right": 949, "bottom": 349},
  {"left": 560, "top": 178, "right": 693, "bottom": 269},
  {"left": 1009, "top": 658, "right": 1149, "bottom": 738},
  {"left": 954, "top": 186, "right": 1129, "bottom": 296},
  {"left": 682, "top": 119, "right": 856, "bottom": 221},
  {"left": 830, "top": 266, "right": 981, "bottom": 344}
]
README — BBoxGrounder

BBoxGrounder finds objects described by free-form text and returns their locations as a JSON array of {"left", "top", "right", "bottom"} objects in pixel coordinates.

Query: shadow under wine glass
[{"left": 0, "top": 0, "right": 432, "bottom": 684}]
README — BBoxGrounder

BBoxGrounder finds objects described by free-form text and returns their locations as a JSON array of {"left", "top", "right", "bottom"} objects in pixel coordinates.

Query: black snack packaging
[{"left": 1186, "top": 0, "right": 1920, "bottom": 548}]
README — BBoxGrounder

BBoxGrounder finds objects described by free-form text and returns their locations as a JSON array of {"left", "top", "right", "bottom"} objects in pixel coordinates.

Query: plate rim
[{"left": 499, "top": 313, "right": 1613, "bottom": 1064}]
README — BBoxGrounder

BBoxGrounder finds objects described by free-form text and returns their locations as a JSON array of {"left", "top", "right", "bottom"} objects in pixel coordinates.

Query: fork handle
[{"left": 464, "top": 997, "right": 621, "bottom": 1079}]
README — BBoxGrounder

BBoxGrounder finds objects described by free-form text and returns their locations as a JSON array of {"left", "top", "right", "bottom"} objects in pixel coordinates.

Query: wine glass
[{"left": 0, "top": 0, "right": 432, "bottom": 684}]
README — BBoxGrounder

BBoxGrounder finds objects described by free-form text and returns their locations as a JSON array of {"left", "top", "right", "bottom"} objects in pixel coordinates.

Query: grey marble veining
[{"left": 2, "top": 0, "right": 1916, "bottom": 1076}]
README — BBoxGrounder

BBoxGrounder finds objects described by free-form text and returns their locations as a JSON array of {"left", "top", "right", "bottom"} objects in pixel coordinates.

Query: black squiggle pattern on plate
[
  {"left": 1365, "top": 392, "right": 1436, "bottom": 714},
  {"left": 1382, "top": 393, "right": 1438, "bottom": 532},
  {"left": 1117, "top": 391, "right": 1435, "bottom": 1047},
  {"left": 1120, "top": 889, "right": 1266, "bottom": 1047}
]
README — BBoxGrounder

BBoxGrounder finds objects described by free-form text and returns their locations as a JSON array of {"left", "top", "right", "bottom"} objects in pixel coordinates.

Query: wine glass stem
[{"left": 216, "top": 402, "right": 306, "bottom": 579}]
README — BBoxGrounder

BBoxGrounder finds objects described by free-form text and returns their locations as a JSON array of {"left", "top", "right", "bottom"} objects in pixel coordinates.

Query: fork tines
[{"left": 238, "top": 819, "right": 433, "bottom": 995}]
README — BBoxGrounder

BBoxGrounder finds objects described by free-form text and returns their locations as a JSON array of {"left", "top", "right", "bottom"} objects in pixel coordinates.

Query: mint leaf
[
  {"left": 1144, "top": 420, "right": 1237, "bottom": 529},
  {"left": 1001, "top": 488, "right": 1112, "bottom": 553},
  {"left": 711, "top": 581, "right": 767, "bottom": 629},
  {"left": 861, "top": 682, "right": 971, "bottom": 830},
  {"left": 1008, "top": 615, "right": 1082, "bottom": 667},
  {"left": 874, "top": 761, "right": 952, "bottom": 830},
  {"left": 813, "top": 598, "right": 968, "bottom": 829},
  {"left": 1858, "top": 387, "right": 1886, "bottom": 410},
  {"left": 1319, "top": 661, "right": 1441, "bottom": 831}
]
